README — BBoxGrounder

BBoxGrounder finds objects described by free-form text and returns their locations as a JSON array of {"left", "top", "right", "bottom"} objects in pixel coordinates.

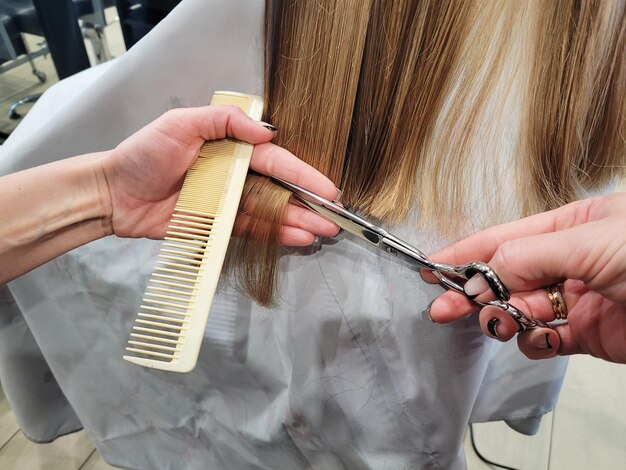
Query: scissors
[{"left": 271, "top": 177, "right": 550, "bottom": 332}]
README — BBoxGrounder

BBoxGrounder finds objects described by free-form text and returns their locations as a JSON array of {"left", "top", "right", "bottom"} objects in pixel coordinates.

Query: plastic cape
[{"left": 0, "top": 1, "right": 567, "bottom": 468}]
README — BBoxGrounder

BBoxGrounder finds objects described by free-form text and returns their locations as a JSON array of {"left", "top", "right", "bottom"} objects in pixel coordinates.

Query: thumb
[{"left": 516, "top": 327, "right": 562, "bottom": 360}]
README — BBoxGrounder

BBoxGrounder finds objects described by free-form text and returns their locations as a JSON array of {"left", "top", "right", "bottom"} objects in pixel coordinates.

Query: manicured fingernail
[
  {"left": 464, "top": 274, "right": 489, "bottom": 298},
  {"left": 419, "top": 269, "right": 438, "bottom": 284},
  {"left": 486, "top": 318, "right": 500, "bottom": 339},
  {"left": 259, "top": 121, "right": 278, "bottom": 132},
  {"left": 422, "top": 300, "right": 436, "bottom": 322},
  {"left": 332, "top": 188, "right": 343, "bottom": 203},
  {"left": 534, "top": 333, "right": 553, "bottom": 350},
  {"left": 309, "top": 236, "right": 323, "bottom": 253}
]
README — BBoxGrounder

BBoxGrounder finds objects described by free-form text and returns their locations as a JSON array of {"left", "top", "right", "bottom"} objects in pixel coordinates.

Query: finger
[
  {"left": 419, "top": 269, "right": 440, "bottom": 285},
  {"left": 478, "top": 301, "right": 553, "bottom": 343},
  {"left": 158, "top": 105, "right": 277, "bottom": 146},
  {"left": 475, "top": 280, "right": 592, "bottom": 358},
  {"left": 513, "top": 280, "right": 585, "bottom": 322},
  {"left": 250, "top": 142, "right": 339, "bottom": 202},
  {"left": 462, "top": 220, "right": 617, "bottom": 300},
  {"left": 429, "top": 198, "right": 599, "bottom": 267},
  {"left": 478, "top": 306, "right": 522, "bottom": 342},
  {"left": 279, "top": 225, "right": 316, "bottom": 246},
  {"left": 233, "top": 212, "right": 320, "bottom": 247},
  {"left": 516, "top": 328, "right": 561, "bottom": 360},
  {"left": 430, "top": 278, "right": 584, "bottom": 325},
  {"left": 477, "top": 305, "right": 560, "bottom": 355},
  {"left": 239, "top": 193, "right": 339, "bottom": 237},
  {"left": 282, "top": 203, "right": 340, "bottom": 237},
  {"left": 476, "top": 280, "right": 582, "bottom": 337},
  {"left": 520, "top": 300, "right": 626, "bottom": 361},
  {"left": 513, "top": 282, "right": 590, "bottom": 359},
  {"left": 429, "top": 291, "right": 476, "bottom": 323},
  {"left": 550, "top": 323, "right": 585, "bottom": 356},
  {"left": 518, "top": 323, "right": 585, "bottom": 359}
]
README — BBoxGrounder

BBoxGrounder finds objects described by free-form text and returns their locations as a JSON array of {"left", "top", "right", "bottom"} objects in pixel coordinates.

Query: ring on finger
[{"left": 546, "top": 284, "right": 568, "bottom": 320}]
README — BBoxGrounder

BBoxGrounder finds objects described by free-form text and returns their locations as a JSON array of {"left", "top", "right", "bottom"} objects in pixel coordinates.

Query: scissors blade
[
  {"left": 271, "top": 177, "right": 438, "bottom": 270},
  {"left": 271, "top": 177, "right": 549, "bottom": 332},
  {"left": 290, "top": 193, "right": 384, "bottom": 246},
  {"left": 273, "top": 178, "right": 438, "bottom": 271},
  {"left": 271, "top": 177, "right": 385, "bottom": 246}
]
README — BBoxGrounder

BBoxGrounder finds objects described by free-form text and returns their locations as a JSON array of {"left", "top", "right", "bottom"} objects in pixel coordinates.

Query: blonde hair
[
  {"left": 228, "top": 0, "right": 626, "bottom": 306},
  {"left": 520, "top": 0, "right": 626, "bottom": 214}
]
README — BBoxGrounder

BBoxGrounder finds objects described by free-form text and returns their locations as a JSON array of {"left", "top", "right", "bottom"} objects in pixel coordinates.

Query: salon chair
[
  {"left": 0, "top": 0, "right": 115, "bottom": 118},
  {"left": 0, "top": 7, "right": 47, "bottom": 80},
  {"left": 0, "top": 2, "right": 47, "bottom": 121},
  {"left": 115, "top": 0, "right": 180, "bottom": 49}
]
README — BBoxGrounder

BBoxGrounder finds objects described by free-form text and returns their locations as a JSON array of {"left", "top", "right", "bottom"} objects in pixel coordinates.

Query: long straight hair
[{"left": 227, "top": 0, "right": 626, "bottom": 306}]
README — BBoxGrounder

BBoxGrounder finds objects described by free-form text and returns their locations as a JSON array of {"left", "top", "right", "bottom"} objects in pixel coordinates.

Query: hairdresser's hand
[
  {"left": 427, "top": 193, "right": 626, "bottom": 364},
  {"left": 100, "top": 105, "right": 339, "bottom": 245}
]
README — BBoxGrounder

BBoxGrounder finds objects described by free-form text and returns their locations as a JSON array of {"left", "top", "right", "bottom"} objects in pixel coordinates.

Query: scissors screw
[{"left": 385, "top": 246, "right": 398, "bottom": 256}]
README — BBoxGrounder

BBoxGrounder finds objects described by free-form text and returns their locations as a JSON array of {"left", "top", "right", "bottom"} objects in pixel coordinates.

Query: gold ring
[{"left": 546, "top": 284, "right": 568, "bottom": 319}]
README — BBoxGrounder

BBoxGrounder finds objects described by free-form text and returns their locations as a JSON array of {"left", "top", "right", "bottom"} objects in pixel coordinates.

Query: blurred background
[{"left": 0, "top": 0, "right": 181, "bottom": 142}]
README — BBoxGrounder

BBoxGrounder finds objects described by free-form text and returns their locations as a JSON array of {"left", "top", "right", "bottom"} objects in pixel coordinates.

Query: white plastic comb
[{"left": 123, "top": 91, "right": 263, "bottom": 372}]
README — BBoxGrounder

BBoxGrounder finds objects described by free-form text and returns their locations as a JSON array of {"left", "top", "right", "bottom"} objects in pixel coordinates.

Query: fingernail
[
  {"left": 464, "top": 274, "right": 489, "bottom": 298},
  {"left": 332, "top": 188, "right": 343, "bottom": 203},
  {"left": 258, "top": 121, "right": 278, "bottom": 132},
  {"left": 486, "top": 318, "right": 500, "bottom": 339},
  {"left": 308, "top": 236, "right": 323, "bottom": 254},
  {"left": 422, "top": 300, "right": 436, "bottom": 322},
  {"left": 533, "top": 333, "right": 553, "bottom": 350},
  {"left": 419, "top": 269, "right": 438, "bottom": 285}
]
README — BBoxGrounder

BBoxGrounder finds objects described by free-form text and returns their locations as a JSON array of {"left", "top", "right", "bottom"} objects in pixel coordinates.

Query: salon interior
[{"left": 0, "top": 1, "right": 624, "bottom": 469}]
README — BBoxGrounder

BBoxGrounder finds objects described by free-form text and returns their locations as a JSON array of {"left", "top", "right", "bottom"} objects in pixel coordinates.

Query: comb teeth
[
  {"left": 126, "top": 210, "right": 210, "bottom": 362},
  {"left": 124, "top": 214, "right": 216, "bottom": 366},
  {"left": 123, "top": 91, "right": 264, "bottom": 373}
]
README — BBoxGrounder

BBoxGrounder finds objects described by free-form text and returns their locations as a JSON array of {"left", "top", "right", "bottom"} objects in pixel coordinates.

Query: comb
[{"left": 123, "top": 91, "right": 263, "bottom": 372}]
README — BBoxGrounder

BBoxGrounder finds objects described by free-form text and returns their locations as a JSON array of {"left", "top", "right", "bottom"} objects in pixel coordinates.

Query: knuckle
[
  {"left": 219, "top": 105, "right": 243, "bottom": 121},
  {"left": 491, "top": 240, "right": 523, "bottom": 278},
  {"left": 510, "top": 295, "right": 534, "bottom": 319},
  {"left": 163, "top": 108, "right": 184, "bottom": 121}
]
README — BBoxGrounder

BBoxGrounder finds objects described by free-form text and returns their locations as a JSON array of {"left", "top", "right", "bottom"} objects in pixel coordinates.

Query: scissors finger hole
[{"left": 479, "top": 306, "right": 520, "bottom": 341}]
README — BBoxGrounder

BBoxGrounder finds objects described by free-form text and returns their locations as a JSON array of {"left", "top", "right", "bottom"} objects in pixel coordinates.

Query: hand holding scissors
[
  {"left": 275, "top": 178, "right": 626, "bottom": 364},
  {"left": 423, "top": 194, "right": 626, "bottom": 363},
  {"left": 272, "top": 177, "right": 551, "bottom": 334}
]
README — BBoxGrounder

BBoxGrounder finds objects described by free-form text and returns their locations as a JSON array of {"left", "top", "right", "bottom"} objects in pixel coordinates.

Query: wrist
[
  {"left": 0, "top": 152, "right": 118, "bottom": 282},
  {"left": 90, "top": 151, "right": 115, "bottom": 237}
]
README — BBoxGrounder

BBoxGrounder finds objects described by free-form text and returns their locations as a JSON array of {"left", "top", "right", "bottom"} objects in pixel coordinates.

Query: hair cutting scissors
[{"left": 271, "top": 177, "right": 550, "bottom": 332}]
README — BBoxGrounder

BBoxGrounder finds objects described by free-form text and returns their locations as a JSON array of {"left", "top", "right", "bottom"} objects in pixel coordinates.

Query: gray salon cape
[{"left": 0, "top": 1, "right": 568, "bottom": 468}]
